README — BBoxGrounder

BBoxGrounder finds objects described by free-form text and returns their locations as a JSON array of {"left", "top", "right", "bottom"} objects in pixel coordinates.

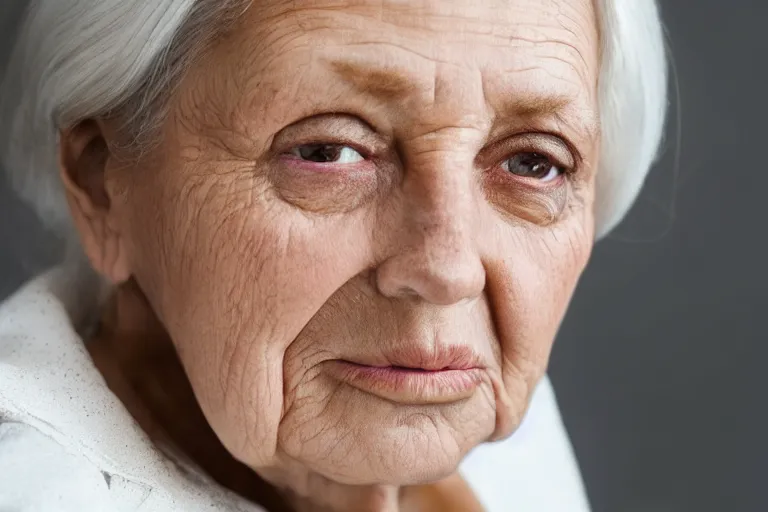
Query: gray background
[{"left": 1, "top": 1, "right": 765, "bottom": 511}]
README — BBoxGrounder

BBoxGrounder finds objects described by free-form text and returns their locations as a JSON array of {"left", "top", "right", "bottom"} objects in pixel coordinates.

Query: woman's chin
[
  {"left": 279, "top": 384, "right": 497, "bottom": 487},
  {"left": 307, "top": 439, "right": 465, "bottom": 487}
]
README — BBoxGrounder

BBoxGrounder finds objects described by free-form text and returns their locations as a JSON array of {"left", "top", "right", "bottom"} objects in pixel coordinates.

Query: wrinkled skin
[{"left": 62, "top": 0, "right": 600, "bottom": 510}]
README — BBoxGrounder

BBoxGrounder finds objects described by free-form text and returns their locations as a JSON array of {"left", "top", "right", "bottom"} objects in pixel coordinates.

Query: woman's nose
[
  {"left": 375, "top": 230, "right": 486, "bottom": 305},
  {"left": 375, "top": 159, "right": 486, "bottom": 306}
]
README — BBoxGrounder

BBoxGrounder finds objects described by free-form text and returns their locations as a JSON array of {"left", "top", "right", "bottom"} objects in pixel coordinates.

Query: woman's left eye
[
  {"left": 501, "top": 152, "right": 563, "bottom": 183},
  {"left": 289, "top": 144, "right": 364, "bottom": 164}
]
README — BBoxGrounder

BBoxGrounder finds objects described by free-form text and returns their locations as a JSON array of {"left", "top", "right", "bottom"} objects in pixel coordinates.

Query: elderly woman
[{"left": 0, "top": 0, "right": 666, "bottom": 510}]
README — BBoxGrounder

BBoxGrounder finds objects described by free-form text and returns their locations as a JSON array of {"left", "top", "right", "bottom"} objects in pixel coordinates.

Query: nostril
[
  {"left": 374, "top": 267, "right": 420, "bottom": 299},
  {"left": 426, "top": 273, "right": 485, "bottom": 306}
]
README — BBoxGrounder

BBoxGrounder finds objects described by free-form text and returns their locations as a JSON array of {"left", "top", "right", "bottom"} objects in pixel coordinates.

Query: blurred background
[{"left": 1, "top": 1, "right": 765, "bottom": 511}]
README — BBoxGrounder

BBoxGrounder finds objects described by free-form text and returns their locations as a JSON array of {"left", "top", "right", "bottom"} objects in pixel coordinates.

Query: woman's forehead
[
  {"left": 200, "top": 0, "right": 599, "bottom": 140},
  {"left": 243, "top": 0, "right": 597, "bottom": 33},
  {"left": 231, "top": 0, "right": 599, "bottom": 73}
]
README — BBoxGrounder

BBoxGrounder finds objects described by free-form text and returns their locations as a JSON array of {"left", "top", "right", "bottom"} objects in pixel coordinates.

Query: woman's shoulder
[
  {"left": 459, "top": 376, "right": 592, "bottom": 512},
  {"left": 0, "top": 270, "right": 266, "bottom": 512}
]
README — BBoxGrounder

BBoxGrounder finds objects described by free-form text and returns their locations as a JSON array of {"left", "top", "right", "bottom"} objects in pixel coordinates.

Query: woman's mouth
[{"left": 325, "top": 361, "right": 484, "bottom": 405}]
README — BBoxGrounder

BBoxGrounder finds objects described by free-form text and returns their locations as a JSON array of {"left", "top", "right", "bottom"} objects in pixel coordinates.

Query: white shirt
[{"left": 0, "top": 266, "right": 591, "bottom": 511}]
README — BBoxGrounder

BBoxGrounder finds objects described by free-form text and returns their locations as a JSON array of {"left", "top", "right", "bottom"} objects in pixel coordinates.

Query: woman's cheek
[
  {"left": 485, "top": 220, "right": 592, "bottom": 440},
  {"left": 186, "top": 219, "right": 377, "bottom": 468}
]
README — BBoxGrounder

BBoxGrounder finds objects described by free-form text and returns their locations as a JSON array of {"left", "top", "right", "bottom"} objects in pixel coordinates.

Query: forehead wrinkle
[
  {"left": 483, "top": 21, "right": 597, "bottom": 89},
  {"left": 259, "top": 0, "right": 597, "bottom": 57},
  {"left": 235, "top": 0, "right": 598, "bottom": 86}
]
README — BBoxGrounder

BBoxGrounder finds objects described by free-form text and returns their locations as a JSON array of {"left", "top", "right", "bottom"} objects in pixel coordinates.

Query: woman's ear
[{"left": 59, "top": 120, "right": 131, "bottom": 284}]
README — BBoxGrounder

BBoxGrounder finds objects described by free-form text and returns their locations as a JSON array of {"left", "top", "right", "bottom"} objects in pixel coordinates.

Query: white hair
[{"left": 0, "top": 0, "right": 667, "bottom": 240}]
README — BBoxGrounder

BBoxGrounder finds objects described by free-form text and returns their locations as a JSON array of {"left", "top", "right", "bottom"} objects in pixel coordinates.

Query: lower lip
[{"left": 325, "top": 361, "right": 483, "bottom": 405}]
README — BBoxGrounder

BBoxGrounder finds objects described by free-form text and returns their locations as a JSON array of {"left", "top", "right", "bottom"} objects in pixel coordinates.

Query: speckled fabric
[{"left": 0, "top": 266, "right": 590, "bottom": 511}]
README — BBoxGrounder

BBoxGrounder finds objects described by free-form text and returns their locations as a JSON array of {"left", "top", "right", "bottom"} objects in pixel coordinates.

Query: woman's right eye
[{"left": 289, "top": 144, "right": 364, "bottom": 164}]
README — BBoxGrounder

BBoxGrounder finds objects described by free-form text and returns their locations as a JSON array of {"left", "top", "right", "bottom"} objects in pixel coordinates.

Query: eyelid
[
  {"left": 482, "top": 133, "right": 578, "bottom": 172},
  {"left": 271, "top": 113, "right": 385, "bottom": 158},
  {"left": 287, "top": 141, "right": 371, "bottom": 161}
]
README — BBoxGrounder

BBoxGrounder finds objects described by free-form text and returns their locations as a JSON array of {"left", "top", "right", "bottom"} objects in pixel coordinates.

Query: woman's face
[{"left": 103, "top": 0, "right": 599, "bottom": 486}]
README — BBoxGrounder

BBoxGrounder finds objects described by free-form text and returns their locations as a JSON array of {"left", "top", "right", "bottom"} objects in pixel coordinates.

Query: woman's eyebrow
[
  {"left": 329, "top": 59, "right": 420, "bottom": 100},
  {"left": 497, "top": 94, "right": 601, "bottom": 141}
]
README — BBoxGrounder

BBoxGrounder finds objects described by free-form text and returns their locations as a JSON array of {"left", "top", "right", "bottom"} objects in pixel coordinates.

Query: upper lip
[{"left": 347, "top": 344, "right": 484, "bottom": 371}]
